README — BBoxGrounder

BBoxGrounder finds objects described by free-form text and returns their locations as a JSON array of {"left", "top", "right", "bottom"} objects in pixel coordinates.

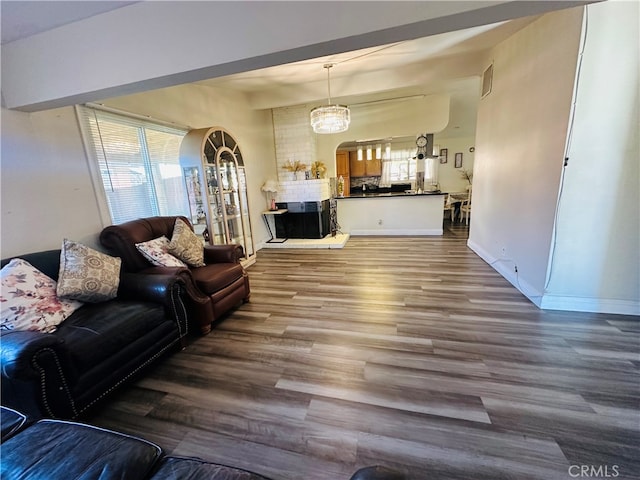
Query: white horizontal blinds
[
  {"left": 79, "top": 106, "right": 187, "bottom": 224},
  {"left": 387, "top": 148, "right": 416, "bottom": 182},
  {"left": 144, "top": 128, "right": 187, "bottom": 218}
]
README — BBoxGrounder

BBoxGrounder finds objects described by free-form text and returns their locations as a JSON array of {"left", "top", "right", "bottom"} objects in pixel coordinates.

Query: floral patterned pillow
[
  {"left": 135, "top": 236, "right": 187, "bottom": 268},
  {"left": 1, "top": 258, "right": 83, "bottom": 333},
  {"left": 168, "top": 218, "right": 205, "bottom": 267},
  {"left": 57, "top": 239, "right": 122, "bottom": 303}
]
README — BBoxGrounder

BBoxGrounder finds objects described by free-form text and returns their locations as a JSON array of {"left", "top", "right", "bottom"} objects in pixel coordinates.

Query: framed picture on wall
[
  {"left": 440, "top": 148, "right": 448, "bottom": 164},
  {"left": 455, "top": 152, "right": 463, "bottom": 168}
]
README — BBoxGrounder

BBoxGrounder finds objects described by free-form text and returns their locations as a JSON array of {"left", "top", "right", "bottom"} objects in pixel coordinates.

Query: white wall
[
  {"left": 541, "top": 1, "right": 640, "bottom": 315},
  {"left": 1, "top": 106, "right": 106, "bottom": 258},
  {"left": 272, "top": 106, "right": 317, "bottom": 181},
  {"left": 469, "top": 7, "right": 584, "bottom": 304}
]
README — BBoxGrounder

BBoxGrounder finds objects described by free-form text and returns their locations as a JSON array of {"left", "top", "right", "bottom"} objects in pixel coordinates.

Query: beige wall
[
  {"left": 0, "top": 83, "right": 277, "bottom": 258},
  {"left": 433, "top": 136, "right": 476, "bottom": 193},
  {"left": 1, "top": 106, "right": 106, "bottom": 258},
  {"left": 469, "top": 7, "right": 584, "bottom": 302},
  {"left": 542, "top": 0, "right": 639, "bottom": 313}
]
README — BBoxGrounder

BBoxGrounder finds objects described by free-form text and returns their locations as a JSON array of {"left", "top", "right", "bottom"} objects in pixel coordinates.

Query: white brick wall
[
  {"left": 276, "top": 179, "right": 330, "bottom": 203},
  {"left": 272, "top": 106, "right": 317, "bottom": 181}
]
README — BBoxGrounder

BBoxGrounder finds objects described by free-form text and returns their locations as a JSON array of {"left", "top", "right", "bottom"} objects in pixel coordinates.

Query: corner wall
[
  {"left": 541, "top": 1, "right": 640, "bottom": 315},
  {"left": 1, "top": 106, "right": 106, "bottom": 257},
  {"left": 468, "top": 7, "right": 584, "bottom": 304},
  {"left": 0, "top": 83, "right": 277, "bottom": 258}
]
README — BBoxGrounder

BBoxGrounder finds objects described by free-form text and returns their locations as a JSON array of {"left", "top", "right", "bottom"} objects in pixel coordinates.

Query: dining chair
[
  {"left": 459, "top": 186, "right": 472, "bottom": 225},
  {"left": 443, "top": 194, "right": 455, "bottom": 221}
]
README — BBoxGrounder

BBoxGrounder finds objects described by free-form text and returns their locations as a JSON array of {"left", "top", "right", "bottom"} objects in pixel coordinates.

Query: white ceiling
[
  {"left": 0, "top": 1, "right": 539, "bottom": 138},
  {"left": 194, "top": 14, "right": 537, "bottom": 138},
  {"left": 0, "top": 1, "right": 138, "bottom": 44}
]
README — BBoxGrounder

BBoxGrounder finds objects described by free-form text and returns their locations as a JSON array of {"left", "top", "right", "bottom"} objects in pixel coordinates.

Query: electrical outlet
[
  {"left": 378, "top": 219, "right": 383, "bottom": 225},
  {"left": 514, "top": 265, "right": 518, "bottom": 273},
  {"left": 501, "top": 246, "right": 507, "bottom": 257}
]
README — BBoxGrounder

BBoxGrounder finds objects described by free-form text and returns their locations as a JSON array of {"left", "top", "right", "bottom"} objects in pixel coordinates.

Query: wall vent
[{"left": 481, "top": 63, "right": 493, "bottom": 98}]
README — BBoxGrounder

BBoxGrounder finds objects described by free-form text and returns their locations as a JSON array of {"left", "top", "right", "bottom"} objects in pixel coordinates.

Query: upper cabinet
[
  {"left": 335, "top": 150, "right": 350, "bottom": 197},
  {"left": 180, "top": 127, "right": 255, "bottom": 267},
  {"left": 336, "top": 150, "right": 350, "bottom": 177},
  {"left": 349, "top": 151, "right": 382, "bottom": 177}
]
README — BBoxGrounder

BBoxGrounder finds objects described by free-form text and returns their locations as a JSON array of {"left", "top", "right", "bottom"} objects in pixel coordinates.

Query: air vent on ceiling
[{"left": 481, "top": 63, "right": 493, "bottom": 98}]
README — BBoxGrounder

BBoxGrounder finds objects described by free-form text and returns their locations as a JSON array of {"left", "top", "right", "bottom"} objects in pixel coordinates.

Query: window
[
  {"left": 78, "top": 106, "right": 188, "bottom": 224},
  {"left": 386, "top": 148, "right": 417, "bottom": 183},
  {"left": 381, "top": 147, "right": 438, "bottom": 187}
]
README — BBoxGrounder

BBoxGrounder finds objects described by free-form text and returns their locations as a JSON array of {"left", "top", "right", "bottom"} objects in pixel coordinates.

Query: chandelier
[{"left": 310, "top": 64, "right": 350, "bottom": 134}]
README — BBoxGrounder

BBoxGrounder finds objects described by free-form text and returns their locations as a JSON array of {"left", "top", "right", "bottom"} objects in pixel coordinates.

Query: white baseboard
[
  {"left": 467, "top": 239, "right": 640, "bottom": 316},
  {"left": 540, "top": 295, "right": 640, "bottom": 316},
  {"left": 467, "top": 239, "right": 543, "bottom": 306},
  {"left": 349, "top": 228, "right": 443, "bottom": 236}
]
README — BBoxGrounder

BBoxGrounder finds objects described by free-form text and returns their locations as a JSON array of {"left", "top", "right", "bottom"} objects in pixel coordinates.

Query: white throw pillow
[
  {"left": 1, "top": 258, "right": 83, "bottom": 333},
  {"left": 136, "top": 236, "right": 187, "bottom": 268}
]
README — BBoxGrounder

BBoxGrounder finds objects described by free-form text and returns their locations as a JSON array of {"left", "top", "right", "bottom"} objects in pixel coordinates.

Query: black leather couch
[
  {"left": 0, "top": 406, "right": 404, "bottom": 480},
  {"left": 1, "top": 249, "right": 189, "bottom": 419},
  {"left": 100, "top": 216, "right": 250, "bottom": 335}
]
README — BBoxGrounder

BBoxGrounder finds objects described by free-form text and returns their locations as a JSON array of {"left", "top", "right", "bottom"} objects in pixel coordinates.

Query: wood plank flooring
[{"left": 87, "top": 222, "right": 640, "bottom": 480}]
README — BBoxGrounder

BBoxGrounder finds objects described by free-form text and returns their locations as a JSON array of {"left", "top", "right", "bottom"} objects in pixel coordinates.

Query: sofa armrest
[
  {"left": 1, "top": 330, "right": 78, "bottom": 418},
  {"left": 118, "top": 273, "right": 189, "bottom": 339},
  {"left": 203, "top": 244, "right": 244, "bottom": 264},
  {"left": 0, "top": 331, "right": 66, "bottom": 380},
  {"left": 119, "top": 272, "right": 183, "bottom": 304}
]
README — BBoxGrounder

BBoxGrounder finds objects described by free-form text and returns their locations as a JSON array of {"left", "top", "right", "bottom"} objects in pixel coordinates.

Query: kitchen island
[{"left": 336, "top": 192, "right": 446, "bottom": 235}]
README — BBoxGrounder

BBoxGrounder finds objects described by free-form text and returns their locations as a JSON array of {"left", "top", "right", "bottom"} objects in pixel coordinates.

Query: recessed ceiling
[
  {"left": 194, "top": 14, "right": 538, "bottom": 139},
  {"left": 1, "top": 1, "right": 538, "bottom": 139},
  {"left": 196, "top": 15, "right": 537, "bottom": 107}
]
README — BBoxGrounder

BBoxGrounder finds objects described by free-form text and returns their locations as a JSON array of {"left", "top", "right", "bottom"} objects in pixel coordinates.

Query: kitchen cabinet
[
  {"left": 180, "top": 127, "right": 255, "bottom": 267},
  {"left": 335, "top": 150, "right": 350, "bottom": 196},
  {"left": 349, "top": 150, "right": 382, "bottom": 177},
  {"left": 336, "top": 151, "right": 350, "bottom": 176}
]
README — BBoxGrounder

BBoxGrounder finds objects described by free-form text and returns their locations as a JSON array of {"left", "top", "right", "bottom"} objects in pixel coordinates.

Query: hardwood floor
[{"left": 87, "top": 223, "right": 640, "bottom": 480}]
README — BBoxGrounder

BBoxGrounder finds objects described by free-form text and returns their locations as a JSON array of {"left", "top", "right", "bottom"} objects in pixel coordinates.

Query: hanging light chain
[{"left": 324, "top": 63, "right": 335, "bottom": 105}]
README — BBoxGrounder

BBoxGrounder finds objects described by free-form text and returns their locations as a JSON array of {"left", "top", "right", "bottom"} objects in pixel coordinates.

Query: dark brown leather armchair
[{"left": 100, "top": 216, "right": 250, "bottom": 335}]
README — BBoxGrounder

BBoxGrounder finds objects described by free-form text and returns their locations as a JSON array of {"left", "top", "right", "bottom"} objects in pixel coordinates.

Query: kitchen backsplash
[{"left": 350, "top": 176, "right": 380, "bottom": 188}]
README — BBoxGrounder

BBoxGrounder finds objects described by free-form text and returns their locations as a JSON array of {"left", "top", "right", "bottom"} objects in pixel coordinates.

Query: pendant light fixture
[{"left": 310, "top": 64, "right": 351, "bottom": 134}]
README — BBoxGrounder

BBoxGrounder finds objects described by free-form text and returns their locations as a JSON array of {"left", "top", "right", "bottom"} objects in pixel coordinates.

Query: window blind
[
  {"left": 386, "top": 148, "right": 417, "bottom": 183},
  {"left": 78, "top": 106, "right": 188, "bottom": 225}
]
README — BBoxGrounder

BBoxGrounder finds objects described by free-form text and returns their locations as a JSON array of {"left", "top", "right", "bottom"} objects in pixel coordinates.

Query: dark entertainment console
[{"left": 275, "top": 200, "right": 330, "bottom": 239}]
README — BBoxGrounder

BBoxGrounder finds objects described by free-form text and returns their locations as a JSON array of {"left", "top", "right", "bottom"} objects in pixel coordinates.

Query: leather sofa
[
  {"left": 0, "top": 406, "right": 404, "bottom": 480},
  {"left": 0, "top": 249, "right": 189, "bottom": 420},
  {"left": 100, "top": 216, "right": 250, "bottom": 335}
]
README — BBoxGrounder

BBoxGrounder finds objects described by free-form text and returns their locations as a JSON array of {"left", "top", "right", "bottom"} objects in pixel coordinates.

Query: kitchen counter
[
  {"left": 339, "top": 191, "right": 447, "bottom": 199},
  {"left": 336, "top": 192, "right": 445, "bottom": 236}
]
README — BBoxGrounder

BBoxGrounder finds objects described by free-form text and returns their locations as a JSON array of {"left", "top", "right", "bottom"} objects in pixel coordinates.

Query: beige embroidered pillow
[
  {"left": 168, "top": 218, "right": 205, "bottom": 267},
  {"left": 57, "top": 239, "right": 121, "bottom": 303}
]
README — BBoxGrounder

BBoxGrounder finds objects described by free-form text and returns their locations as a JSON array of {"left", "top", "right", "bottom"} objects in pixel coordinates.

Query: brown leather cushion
[{"left": 191, "top": 263, "right": 244, "bottom": 294}]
